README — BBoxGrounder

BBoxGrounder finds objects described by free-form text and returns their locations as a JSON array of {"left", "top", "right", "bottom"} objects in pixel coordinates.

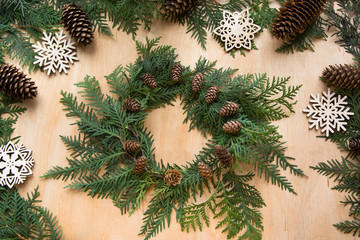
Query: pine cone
[
  {"left": 142, "top": 73, "right": 157, "bottom": 88},
  {"left": 170, "top": 63, "right": 183, "bottom": 82},
  {"left": 62, "top": 4, "right": 93, "bottom": 46},
  {"left": 214, "top": 145, "right": 233, "bottom": 167},
  {"left": 133, "top": 156, "right": 147, "bottom": 174},
  {"left": 349, "top": 136, "right": 360, "bottom": 152},
  {"left": 220, "top": 101, "right": 239, "bottom": 118},
  {"left": 322, "top": 64, "right": 360, "bottom": 89},
  {"left": 223, "top": 120, "right": 242, "bottom": 134},
  {"left": 123, "top": 98, "right": 141, "bottom": 112},
  {"left": 0, "top": 64, "right": 37, "bottom": 99},
  {"left": 164, "top": 0, "right": 197, "bottom": 18},
  {"left": 205, "top": 86, "right": 220, "bottom": 104},
  {"left": 191, "top": 73, "right": 203, "bottom": 92},
  {"left": 197, "top": 162, "right": 212, "bottom": 180},
  {"left": 164, "top": 169, "right": 182, "bottom": 186},
  {"left": 124, "top": 140, "right": 141, "bottom": 153},
  {"left": 271, "top": 0, "right": 327, "bottom": 40}
]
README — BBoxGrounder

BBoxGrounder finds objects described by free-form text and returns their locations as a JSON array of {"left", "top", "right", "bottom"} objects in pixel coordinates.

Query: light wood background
[{"left": 9, "top": 7, "right": 359, "bottom": 240}]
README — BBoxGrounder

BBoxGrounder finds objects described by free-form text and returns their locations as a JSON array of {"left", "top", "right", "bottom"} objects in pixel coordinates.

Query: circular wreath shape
[{"left": 43, "top": 37, "right": 304, "bottom": 240}]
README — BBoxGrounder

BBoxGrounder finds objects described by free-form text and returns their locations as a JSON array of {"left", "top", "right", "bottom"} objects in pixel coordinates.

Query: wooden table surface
[{"left": 11, "top": 13, "right": 358, "bottom": 240}]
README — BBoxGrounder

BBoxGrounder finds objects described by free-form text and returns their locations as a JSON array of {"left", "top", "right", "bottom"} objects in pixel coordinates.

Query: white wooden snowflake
[
  {"left": 213, "top": 9, "right": 260, "bottom": 51},
  {"left": 0, "top": 141, "right": 34, "bottom": 188},
  {"left": 303, "top": 88, "right": 354, "bottom": 137},
  {"left": 33, "top": 30, "right": 78, "bottom": 75}
]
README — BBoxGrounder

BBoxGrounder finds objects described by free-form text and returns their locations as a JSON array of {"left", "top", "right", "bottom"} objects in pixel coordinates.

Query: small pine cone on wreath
[
  {"left": 197, "top": 162, "right": 212, "bottom": 180},
  {"left": 223, "top": 120, "right": 242, "bottom": 134},
  {"left": 205, "top": 86, "right": 220, "bottom": 104},
  {"left": 123, "top": 97, "right": 141, "bottom": 112},
  {"left": 164, "top": 169, "right": 182, "bottom": 186},
  {"left": 163, "top": 0, "right": 197, "bottom": 19},
  {"left": 220, "top": 101, "right": 239, "bottom": 118},
  {"left": 0, "top": 64, "right": 37, "bottom": 99},
  {"left": 271, "top": 0, "right": 327, "bottom": 40},
  {"left": 62, "top": 4, "right": 94, "bottom": 46},
  {"left": 124, "top": 140, "right": 141, "bottom": 153},
  {"left": 349, "top": 135, "right": 360, "bottom": 152},
  {"left": 214, "top": 145, "right": 233, "bottom": 167},
  {"left": 322, "top": 64, "right": 360, "bottom": 89},
  {"left": 142, "top": 73, "right": 157, "bottom": 88},
  {"left": 133, "top": 156, "right": 147, "bottom": 174},
  {"left": 170, "top": 63, "right": 183, "bottom": 83},
  {"left": 191, "top": 72, "right": 203, "bottom": 92}
]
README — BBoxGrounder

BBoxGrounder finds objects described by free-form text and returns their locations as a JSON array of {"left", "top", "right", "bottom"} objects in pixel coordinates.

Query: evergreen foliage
[
  {"left": 43, "top": 37, "right": 303, "bottom": 239},
  {"left": 0, "top": 186, "right": 63, "bottom": 240}
]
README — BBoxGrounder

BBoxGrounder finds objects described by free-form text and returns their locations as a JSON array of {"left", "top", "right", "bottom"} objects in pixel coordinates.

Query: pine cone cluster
[
  {"left": 0, "top": 64, "right": 37, "bottom": 99},
  {"left": 124, "top": 140, "right": 141, "bottom": 153},
  {"left": 197, "top": 162, "right": 212, "bottom": 180},
  {"left": 349, "top": 135, "right": 360, "bottom": 152},
  {"left": 123, "top": 98, "right": 141, "bottom": 112},
  {"left": 322, "top": 64, "right": 360, "bottom": 89},
  {"left": 271, "top": 0, "right": 327, "bottom": 40},
  {"left": 191, "top": 73, "right": 203, "bottom": 92},
  {"left": 62, "top": 4, "right": 93, "bottom": 46},
  {"left": 214, "top": 145, "right": 233, "bottom": 167},
  {"left": 220, "top": 102, "right": 239, "bottom": 117},
  {"left": 164, "top": 169, "right": 182, "bottom": 186},
  {"left": 142, "top": 73, "right": 157, "bottom": 88},
  {"left": 164, "top": 0, "right": 197, "bottom": 18},
  {"left": 223, "top": 120, "right": 242, "bottom": 134},
  {"left": 133, "top": 156, "right": 147, "bottom": 174},
  {"left": 171, "top": 64, "right": 182, "bottom": 82},
  {"left": 205, "top": 86, "right": 220, "bottom": 104}
]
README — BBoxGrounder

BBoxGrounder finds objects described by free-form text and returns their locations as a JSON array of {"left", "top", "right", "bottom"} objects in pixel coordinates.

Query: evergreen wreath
[
  {"left": 43, "top": 37, "right": 304, "bottom": 240},
  {"left": 311, "top": 0, "right": 360, "bottom": 237}
]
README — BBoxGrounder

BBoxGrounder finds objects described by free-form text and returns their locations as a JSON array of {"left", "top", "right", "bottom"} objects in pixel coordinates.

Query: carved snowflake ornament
[
  {"left": 303, "top": 88, "right": 354, "bottom": 137},
  {"left": 0, "top": 141, "right": 34, "bottom": 188},
  {"left": 33, "top": 30, "right": 78, "bottom": 75},
  {"left": 213, "top": 9, "right": 260, "bottom": 51}
]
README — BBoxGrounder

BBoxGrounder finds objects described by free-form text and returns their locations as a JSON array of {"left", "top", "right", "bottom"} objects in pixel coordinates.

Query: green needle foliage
[
  {"left": 0, "top": 186, "right": 63, "bottom": 240},
  {"left": 0, "top": 0, "right": 61, "bottom": 70},
  {"left": 42, "top": 37, "right": 303, "bottom": 239}
]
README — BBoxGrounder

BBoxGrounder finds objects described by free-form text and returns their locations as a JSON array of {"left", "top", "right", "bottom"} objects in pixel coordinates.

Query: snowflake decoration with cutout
[
  {"left": 303, "top": 88, "right": 354, "bottom": 137},
  {"left": 0, "top": 141, "right": 34, "bottom": 188},
  {"left": 213, "top": 9, "right": 260, "bottom": 51},
  {"left": 33, "top": 30, "right": 78, "bottom": 75}
]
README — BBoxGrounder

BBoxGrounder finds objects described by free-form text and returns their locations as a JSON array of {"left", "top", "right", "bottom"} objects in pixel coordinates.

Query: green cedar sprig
[{"left": 42, "top": 37, "right": 303, "bottom": 239}]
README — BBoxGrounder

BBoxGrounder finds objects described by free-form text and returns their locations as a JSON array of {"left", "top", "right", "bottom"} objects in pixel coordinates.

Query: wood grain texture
[{"left": 9, "top": 15, "right": 358, "bottom": 240}]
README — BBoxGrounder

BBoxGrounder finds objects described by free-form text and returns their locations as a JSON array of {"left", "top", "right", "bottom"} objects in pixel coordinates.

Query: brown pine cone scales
[
  {"left": 191, "top": 73, "right": 203, "bottom": 92},
  {"left": 322, "top": 64, "right": 360, "bottom": 89},
  {"left": 0, "top": 64, "right": 37, "bottom": 99},
  {"left": 142, "top": 73, "right": 157, "bottom": 88},
  {"left": 220, "top": 102, "right": 239, "bottom": 118},
  {"left": 164, "top": 0, "right": 197, "bottom": 18},
  {"left": 349, "top": 136, "right": 360, "bottom": 152},
  {"left": 205, "top": 86, "right": 220, "bottom": 104},
  {"left": 170, "top": 64, "right": 182, "bottom": 82},
  {"left": 124, "top": 140, "right": 141, "bottom": 153},
  {"left": 271, "top": 0, "right": 327, "bottom": 40},
  {"left": 133, "top": 156, "right": 147, "bottom": 174},
  {"left": 123, "top": 98, "right": 141, "bottom": 112},
  {"left": 197, "top": 162, "right": 212, "bottom": 180},
  {"left": 164, "top": 169, "right": 182, "bottom": 186},
  {"left": 223, "top": 120, "right": 242, "bottom": 134},
  {"left": 214, "top": 145, "right": 233, "bottom": 167},
  {"left": 62, "top": 4, "right": 94, "bottom": 46}
]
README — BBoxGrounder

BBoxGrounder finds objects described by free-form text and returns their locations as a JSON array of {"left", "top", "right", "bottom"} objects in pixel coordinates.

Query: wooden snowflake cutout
[
  {"left": 0, "top": 141, "right": 34, "bottom": 188},
  {"left": 213, "top": 9, "right": 260, "bottom": 51},
  {"left": 303, "top": 88, "right": 354, "bottom": 137},
  {"left": 33, "top": 30, "right": 78, "bottom": 75}
]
